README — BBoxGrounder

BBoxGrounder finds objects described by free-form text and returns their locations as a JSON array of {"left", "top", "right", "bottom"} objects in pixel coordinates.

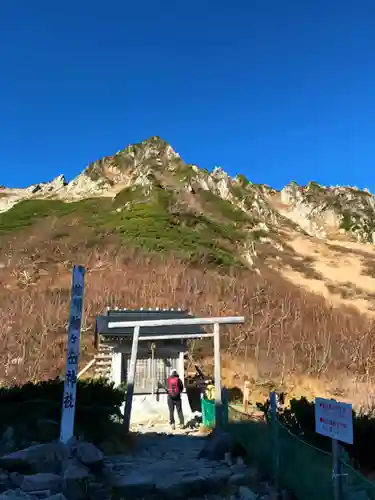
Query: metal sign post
[
  {"left": 270, "top": 392, "right": 279, "bottom": 491},
  {"left": 60, "top": 265, "right": 85, "bottom": 444},
  {"left": 332, "top": 438, "right": 343, "bottom": 500},
  {"left": 315, "top": 397, "right": 353, "bottom": 500}
]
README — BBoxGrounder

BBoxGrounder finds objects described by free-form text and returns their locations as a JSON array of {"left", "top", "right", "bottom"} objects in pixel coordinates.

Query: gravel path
[{"left": 102, "top": 418, "right": 267, "bottom": 499}]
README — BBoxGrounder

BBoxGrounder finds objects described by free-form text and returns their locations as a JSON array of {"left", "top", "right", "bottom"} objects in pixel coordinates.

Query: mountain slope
[
  {"left": 2, "top": 136, "right": 375, "bottom": 312},
  {"left": 1, "top": 136, "right": 375, "bottom": 405},
  {"left": 0, "top": 136, "right": 282, "bottom": 269}
]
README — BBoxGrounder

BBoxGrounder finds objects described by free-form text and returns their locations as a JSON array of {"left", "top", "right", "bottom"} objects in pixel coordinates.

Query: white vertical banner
[{"left": 60, "top": 265, "right": 86, "bottom": 444}]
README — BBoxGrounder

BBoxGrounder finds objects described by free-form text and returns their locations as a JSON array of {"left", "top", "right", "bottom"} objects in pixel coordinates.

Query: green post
[{"left": 222, "top": 387, "right": 229, "bottom": 428}]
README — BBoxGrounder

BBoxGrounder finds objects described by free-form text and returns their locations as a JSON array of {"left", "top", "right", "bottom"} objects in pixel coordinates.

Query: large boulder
[
  {"left": 62, "top": 458, "right": 90, "bottom": 500},
  {"left": 0, "top": 439, "right": 107, "bottom": 500},
  {"left": 20, "top": 473, "right": 61, "bottom": 493},
  {"left": 67, "top": 440, "right": 103, "bottom": 474},
  {"left": 0, "top": 491, "right": 33, "bottom": 500},
  {"left": 0, "top": 442, "right": 68, "bottom": 474},
  {"left": 198, "top": 430, "right": 247, "bottom": 461},
  {"left": 62, "top": 459, "right": 89, "bottom": 481}
]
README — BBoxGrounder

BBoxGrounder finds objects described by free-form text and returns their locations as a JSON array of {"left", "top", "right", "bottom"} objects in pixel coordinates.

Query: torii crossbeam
[{"left": 107, "top": 315, "right": 245, "bottom": 431}]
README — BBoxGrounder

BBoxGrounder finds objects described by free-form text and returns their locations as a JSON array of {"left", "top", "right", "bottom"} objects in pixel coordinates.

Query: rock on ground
[
  {"left": 0, "top": 442, "right": 68, "bottom": 474},
  {"left": 0, "top": 420, "right": 269, "bottom": 500},
  {"left": 20, "top": 473, "right": 61, "bottom": 493},
  {"left": 0, "top": 439, "right": 106, "bottom": 500},
  {"left": 104, "top": 420, "right": 261, "bottom": 499}
]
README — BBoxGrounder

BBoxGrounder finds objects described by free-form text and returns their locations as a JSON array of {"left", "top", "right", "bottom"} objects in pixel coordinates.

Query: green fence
[
  {"left": 201, "top": 398, "right": 229, "bottom": 428},
  {"left": 227, "top": 406, "right": 375, "bottom": 500}
]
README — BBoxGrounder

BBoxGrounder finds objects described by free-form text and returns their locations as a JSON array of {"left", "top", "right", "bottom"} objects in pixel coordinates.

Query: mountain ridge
[
  {"left": 1, "top": 135, "right": 374, "bottom": 246},
  {"left": 2, "top": 136, "right": 375, "bottom": 406},
  {"left": 1, "top": 136, "right": 375, "bottom": 315}
]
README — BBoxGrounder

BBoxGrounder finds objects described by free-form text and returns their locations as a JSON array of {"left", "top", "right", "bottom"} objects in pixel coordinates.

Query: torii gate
[{"left": 107, "top": 315, "right": 245, "bottom": 431}]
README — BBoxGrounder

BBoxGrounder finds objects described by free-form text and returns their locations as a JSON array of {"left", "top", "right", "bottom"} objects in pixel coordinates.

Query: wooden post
[
  {"left": 243, "top": 380, "right": 250, "bottom": 413},
  {"left": 213, "top": 322, "right": 222, "bottom": 428},
  {"left": 151, "top": 343, "right": 156, "bottom": 396},
  {"left": 60, "top": 265, "right": 85, "bottom": 444},
  {"left": 332, "top": 438, "right": 343, "bottom": 500},
  {"left": 123, "top": 325, "right": 140, "bottom": 432}
]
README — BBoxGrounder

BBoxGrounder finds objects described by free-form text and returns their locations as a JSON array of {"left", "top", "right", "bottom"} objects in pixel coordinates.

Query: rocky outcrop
[
  {"left": 0, "top": 438, "right": 108, "bottom": 500},
  {"left": 63, "top": 173, "right": 111, "bottom": 199},
  {"left": 28, "top": 175, "right": 68, "bottom": 195},
  {"left": 2, "top": 136, "right": 375, "bottom": 247},
  {"left": 279, "top": 182, "right": 375, "bottom": 242}
]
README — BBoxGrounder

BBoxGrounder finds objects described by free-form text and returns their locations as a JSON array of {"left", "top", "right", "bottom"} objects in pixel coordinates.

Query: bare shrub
[{"left": 1, "top": 224, "right": 375, "bottom": 387}]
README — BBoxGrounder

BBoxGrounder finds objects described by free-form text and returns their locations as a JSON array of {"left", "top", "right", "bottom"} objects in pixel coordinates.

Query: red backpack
[{"left": 167, "top": 376, "right": 181, "bottom": 397}]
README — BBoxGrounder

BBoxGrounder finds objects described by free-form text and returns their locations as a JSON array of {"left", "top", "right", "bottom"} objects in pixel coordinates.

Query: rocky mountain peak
[
  {"left": 72, "top": 136, "right": 182, "bottom": 194},
  {"left": 1, "top": 137, "right": 375, "bottom": 247}
]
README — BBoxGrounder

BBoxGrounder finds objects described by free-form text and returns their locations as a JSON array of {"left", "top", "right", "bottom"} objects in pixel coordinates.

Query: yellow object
[{"left": 205, "top": 383, "right": 216, "bottom": 401}]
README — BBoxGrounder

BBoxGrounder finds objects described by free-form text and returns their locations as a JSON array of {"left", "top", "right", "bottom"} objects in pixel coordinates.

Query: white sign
[
  {"left": 315, "top": 397, "right": 353, "bottom": 444},
  {"left": 60, "top": 265, "right": 85, "bottom": 444}
]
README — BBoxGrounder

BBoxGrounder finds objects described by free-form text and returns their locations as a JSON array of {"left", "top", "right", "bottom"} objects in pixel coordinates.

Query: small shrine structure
[{"left": 94, "top": 308, "right": 244, "bottom": 430}]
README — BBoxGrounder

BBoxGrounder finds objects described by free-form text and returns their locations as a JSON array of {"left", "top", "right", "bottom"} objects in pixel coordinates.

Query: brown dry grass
[
  {"left": 1, "top": 220, "right": 375, "bottom": 407},
  {"left": 276, "top": 234, "right": 375, "bottom": 314}
]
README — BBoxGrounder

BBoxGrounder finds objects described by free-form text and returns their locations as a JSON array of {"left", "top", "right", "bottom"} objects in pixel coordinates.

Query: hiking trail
[{"left": 102, "top": 417, "right": 268, "bottom": 500}]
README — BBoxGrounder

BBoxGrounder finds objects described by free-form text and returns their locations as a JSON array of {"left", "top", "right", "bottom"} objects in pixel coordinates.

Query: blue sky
[{"left": 1, "top": 0, "right": 375, "bottom": 190}]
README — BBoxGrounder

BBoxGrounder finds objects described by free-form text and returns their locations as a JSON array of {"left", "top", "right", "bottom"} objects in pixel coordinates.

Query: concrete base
[{"left": 121, "top": 393, "right": 192, "bottom": 425}]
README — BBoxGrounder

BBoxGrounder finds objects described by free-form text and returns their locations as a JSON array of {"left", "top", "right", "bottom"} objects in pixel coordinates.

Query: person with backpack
[{"left": 167, "top": 368, "right": 184, "bottom": 429}]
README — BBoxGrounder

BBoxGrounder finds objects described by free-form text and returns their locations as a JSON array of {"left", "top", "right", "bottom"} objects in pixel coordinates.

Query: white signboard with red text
[{"left": 315, "top": 397, "right": 353, "bottom": 444}]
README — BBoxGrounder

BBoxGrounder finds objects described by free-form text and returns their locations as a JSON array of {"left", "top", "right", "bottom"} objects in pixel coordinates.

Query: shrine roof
[{"left": 95, "top": 308, "right": 206, "bottom": 341}]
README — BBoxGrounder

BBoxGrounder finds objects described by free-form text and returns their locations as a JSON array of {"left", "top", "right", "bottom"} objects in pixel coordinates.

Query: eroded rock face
[
  {"left": 278, "top": 181, "right": 375, "bottom": 242},
  {"left": 2, "top": 137, "right": 375, "bottom": 247},
  {"left": 65, "top": 173, "right": 111, "bottom": 198}
]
